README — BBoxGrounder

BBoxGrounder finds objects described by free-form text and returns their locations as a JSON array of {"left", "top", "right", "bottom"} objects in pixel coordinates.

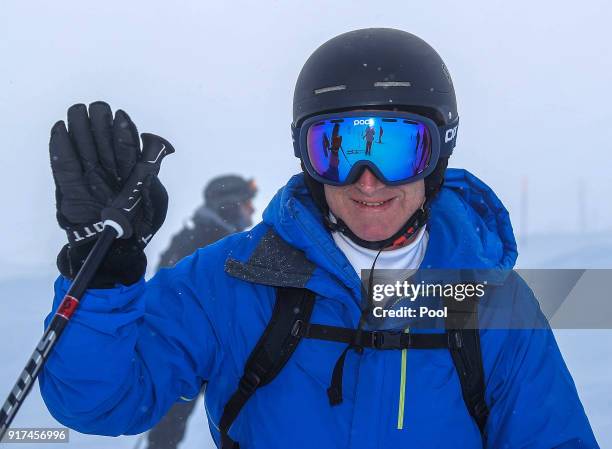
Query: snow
[
  {"left": 516, "top": 230, "right": 612, "bottom": 269},
  {"left": 1, "top": 231, "right": 610, "bottom": 448},
  {"left": 515, "top": 231, "right": 612, "bottom": 446}
]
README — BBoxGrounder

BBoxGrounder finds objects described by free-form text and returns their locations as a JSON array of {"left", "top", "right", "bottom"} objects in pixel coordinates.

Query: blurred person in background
[
  {"left": 157, "top": 175, "right": 257, "bottom": 269},
  {"left": 147, "top": 174, "right": 257, "bottom": 449}
]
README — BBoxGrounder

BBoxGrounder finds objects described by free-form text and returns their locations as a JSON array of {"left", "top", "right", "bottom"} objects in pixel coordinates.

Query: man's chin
[{"left": 349, "top": 225, "right": 398, "bottom": 243}]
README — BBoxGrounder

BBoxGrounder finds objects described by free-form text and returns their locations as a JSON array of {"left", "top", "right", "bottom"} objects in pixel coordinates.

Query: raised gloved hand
[{"left": 50, "top": 101, "right": 171, "bottom": 287}]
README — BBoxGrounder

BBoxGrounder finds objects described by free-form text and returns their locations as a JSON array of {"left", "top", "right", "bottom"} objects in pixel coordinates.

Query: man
[
  {"left": 157, "top": 175, "right": 257, "bottom": 269},
  {"left": 363, "top": 125, "right": 375, "bottom": 155},
  {"left": 147, "top": 175, "right": 256, "bottom": 449},
  {"left": 322, "top": 123, "right": 342, "bottom": 182},
  {"left": 41, "top": 28, "right": 598, "bottom": 448}
]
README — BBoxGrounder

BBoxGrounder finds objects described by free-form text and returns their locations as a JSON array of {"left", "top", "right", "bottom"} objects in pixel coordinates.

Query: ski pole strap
[{"left": 219, "top": 287, "right": 316, "bottom": 449}]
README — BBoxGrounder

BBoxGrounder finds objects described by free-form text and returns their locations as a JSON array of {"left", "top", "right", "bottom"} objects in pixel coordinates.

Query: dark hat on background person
[{"left": 204, "top": 175, "right": 257, "bottom": 212}]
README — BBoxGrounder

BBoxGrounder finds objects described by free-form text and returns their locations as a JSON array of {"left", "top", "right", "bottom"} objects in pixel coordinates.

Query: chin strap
[{"left": 324, "top": 202, "right": 430, "bottom": 251}]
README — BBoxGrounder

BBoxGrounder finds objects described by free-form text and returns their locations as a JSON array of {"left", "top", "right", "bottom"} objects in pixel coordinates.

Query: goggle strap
[
  {"left": 440, "top": 118, "right": 460, "bottom": 157},
  {"left": 291, "top": 123, "right": 300, "bottom": 157}
]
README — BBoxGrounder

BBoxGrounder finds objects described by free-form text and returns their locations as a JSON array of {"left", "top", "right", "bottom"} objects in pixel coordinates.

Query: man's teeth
[{"left": 356, "top": 199, "right": 389, "bottom": 206}]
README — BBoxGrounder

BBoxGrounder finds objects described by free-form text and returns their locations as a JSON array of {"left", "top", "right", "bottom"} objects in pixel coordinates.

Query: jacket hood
[
  {"left": 422, "top": 169, "right": 517, "bottom": 270},
  {"left": 262, "top": 169, "right": 517, "bottom": 290}
]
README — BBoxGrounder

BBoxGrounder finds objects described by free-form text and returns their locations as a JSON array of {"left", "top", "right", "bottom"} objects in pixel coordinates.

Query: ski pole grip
[{"left": 101, "top": 133, "right": 174, "bottom": 239}]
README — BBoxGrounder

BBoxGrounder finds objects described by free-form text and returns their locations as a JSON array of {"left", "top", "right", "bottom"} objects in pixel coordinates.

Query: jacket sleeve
[
  {"left": 38, "top": 250, "right": 222, "bottom": 436},
  {"left": 484, "top": 277, "right": 599, "bottom": 449}
]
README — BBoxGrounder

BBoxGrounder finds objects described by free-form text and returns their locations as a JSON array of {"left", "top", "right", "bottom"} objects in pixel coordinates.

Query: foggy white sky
[{"left": 0, "top": 0, "right": 611, "bottom": 277}]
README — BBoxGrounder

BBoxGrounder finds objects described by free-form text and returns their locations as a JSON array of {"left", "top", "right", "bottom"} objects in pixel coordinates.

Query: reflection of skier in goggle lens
[
  {"left": 298, "top": 110, "right": 458, "bottom": 186},
  {"left": 291, "top": 28, "right": 459, "bottom": 250}
]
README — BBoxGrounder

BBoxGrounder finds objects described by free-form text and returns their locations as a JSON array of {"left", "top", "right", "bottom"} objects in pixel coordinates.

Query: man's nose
[{"left": 356, "top": 168, "right": 385, "bottom": 192}]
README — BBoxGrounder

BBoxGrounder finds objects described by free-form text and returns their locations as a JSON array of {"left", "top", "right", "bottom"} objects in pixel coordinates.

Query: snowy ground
[
  {"left": 1, "top": 231, "right": 610, "bottom": 448},
  {"left": 514, "top": 230, "right": 612, "bottom": 447}
]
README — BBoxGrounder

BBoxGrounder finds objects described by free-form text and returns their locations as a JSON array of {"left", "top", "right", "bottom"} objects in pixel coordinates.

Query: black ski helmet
[
  {"left": 293, "top": 28, "right": 457, "bottom": 136},
  {"left": 291, "top": 28, "right": 457, "bottom": 249}
]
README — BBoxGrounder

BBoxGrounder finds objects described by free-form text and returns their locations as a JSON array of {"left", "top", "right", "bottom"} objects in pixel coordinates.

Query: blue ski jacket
[{"left": 40, "top": 169, "right": 599, "bottom": 448}]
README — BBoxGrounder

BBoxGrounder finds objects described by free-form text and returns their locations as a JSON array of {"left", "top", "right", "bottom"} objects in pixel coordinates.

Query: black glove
[{"left": 50, "top": 101, "right": 169, "bottom": 287}]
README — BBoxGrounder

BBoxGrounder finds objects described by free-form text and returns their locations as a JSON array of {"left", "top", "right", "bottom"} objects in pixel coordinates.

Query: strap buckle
[
  {"left": 448, "top": 330, "right": 463, "bottom": 349},
  {"left": 291, "top": 319, "right": 303, "bottom": 337},
  {"left": 371, "top": 331, "right": 404, "bottom": 349}
]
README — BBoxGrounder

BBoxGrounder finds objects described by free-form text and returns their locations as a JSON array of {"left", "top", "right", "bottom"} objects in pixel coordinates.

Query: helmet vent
[
  {"left": 374, "top": 81, "right": 411, "bottom": 88},
  {"left": 313, "top": 85, "right": 346, "bottom": 95}
]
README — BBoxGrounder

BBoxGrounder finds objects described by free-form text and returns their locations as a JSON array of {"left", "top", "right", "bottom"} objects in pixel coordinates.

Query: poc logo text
[{"left": 445, "top": 125, "right": 458, "bottom": 143}]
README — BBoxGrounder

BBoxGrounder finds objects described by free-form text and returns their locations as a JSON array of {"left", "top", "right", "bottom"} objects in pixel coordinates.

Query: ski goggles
[{"left": 293, "top": 111, "right": 458, "bottom": 186}]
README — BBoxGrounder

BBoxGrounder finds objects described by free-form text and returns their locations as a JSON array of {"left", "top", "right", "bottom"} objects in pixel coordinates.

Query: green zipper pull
[{"left": 397, "top": 327, "right": 410, "bottom": 430}]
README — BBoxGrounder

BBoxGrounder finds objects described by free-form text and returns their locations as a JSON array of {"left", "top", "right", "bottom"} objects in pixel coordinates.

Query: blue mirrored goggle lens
[{"left": 306, "top": 116, "right": 432, "bottom": 184}]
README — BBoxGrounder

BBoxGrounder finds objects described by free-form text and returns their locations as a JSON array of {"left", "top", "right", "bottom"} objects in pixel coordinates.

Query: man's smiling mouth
[{"left": 351, "top": 197, "right": 396, "bottom": 208}]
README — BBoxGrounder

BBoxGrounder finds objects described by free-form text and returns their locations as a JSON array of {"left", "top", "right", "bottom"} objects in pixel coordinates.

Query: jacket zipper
[{"left": 397, "top": 327, "right": 410, "bottom": 430}]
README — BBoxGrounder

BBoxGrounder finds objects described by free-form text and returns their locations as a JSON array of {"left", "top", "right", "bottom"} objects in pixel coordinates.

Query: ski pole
[{"left": 0, "top": 133, "right": 174, "bottom": 440}]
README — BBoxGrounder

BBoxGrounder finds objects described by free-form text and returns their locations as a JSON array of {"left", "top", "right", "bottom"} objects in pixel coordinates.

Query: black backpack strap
[
  {"left": 445, "top": 296, "right": 489, "bottom": 436},
  {"left": 296, "top": 301, "right": 489, "bottom": 435},
  {"left": 297, "top": 323, "right": 449, "bottom": 350},
  {"left": 219, "top": 287, "right": 316, "bottom": 449},
  {"left": 298, "top": 324, "right": 451, "bottom": 406},
  {"left": 218, "top": 286, "right": 488, "bottom": 447}
]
